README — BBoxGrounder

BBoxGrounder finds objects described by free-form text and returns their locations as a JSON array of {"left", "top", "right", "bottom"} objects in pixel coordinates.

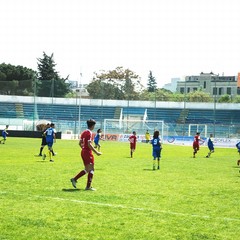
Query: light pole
[
  {"left": 33, "top": 78, "right": 37, "bottom": 131},
  {"left": 183, "top": 79, "right": 187, "bottom": 136},
  {"left": 74, "top": 89, "right": 79, "bottom": 137},
  {"left": 154, "top": 88, "right": 156, "bottom": 121},
  {"left": 78, "top": 78, "right": 82, "bottom": 136},
  {"left": 213, "top": 79, "right": 217, "bottom": 136}
]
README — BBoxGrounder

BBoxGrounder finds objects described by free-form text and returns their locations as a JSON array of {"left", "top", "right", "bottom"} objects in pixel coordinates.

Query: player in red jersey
[
  {"left": 128, "top": 131, "right": 137, "bottom": 158},
  {"left": 70, "top": 119, "right": 102, "bottom": 191},
  {"left": 193, "top": 132, "right": 204, "bottom": 158}
]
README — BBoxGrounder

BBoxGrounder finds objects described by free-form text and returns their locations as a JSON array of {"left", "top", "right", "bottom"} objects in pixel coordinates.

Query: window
[
  {"left": 219, "top": 88, "right": 222, "bottom": 95},
  {"left": 180, "top": 87, "right": 184, "bottom": 94},
  {"left": 213, "top": 87, "right": 217, "bottom": 95},
  {"left": 227, "top": 87, "right": 231, "bottom": 95},
  {"left": 193, "top": 88, "right": 197, "bottom": 91},
  {"left": 187, "top": 87, "right": 190, "bottom": 93},
  {"left": 204, "top": 81, "right": 206, "bottom": 88}
]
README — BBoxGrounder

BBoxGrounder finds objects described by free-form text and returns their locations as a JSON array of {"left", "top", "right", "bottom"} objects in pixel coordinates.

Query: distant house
[{"left": 176, "top": 72, "right": 239, "bottom": 99}]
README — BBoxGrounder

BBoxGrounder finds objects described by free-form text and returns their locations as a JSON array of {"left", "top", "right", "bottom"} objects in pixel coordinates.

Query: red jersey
[
  {"left": 129, "top": 134, "right": 137, "bottom": 149},
  {"left": 193, "top": 135, "right": 200, "bottom": 148},
  {"left": 80, "top": 129, "right": 94, "bottom": 165},
  {"left": 80, "top": 129, "right": 92, "bottom": 151}
]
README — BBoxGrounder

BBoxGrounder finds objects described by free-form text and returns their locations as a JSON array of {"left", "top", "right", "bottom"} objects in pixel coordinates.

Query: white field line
[{"left": 1, "top": 191, "right": 240, "bottom": 222}]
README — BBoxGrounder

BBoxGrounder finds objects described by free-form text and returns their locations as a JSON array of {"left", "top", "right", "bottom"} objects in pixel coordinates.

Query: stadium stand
[{"left": 0, "top": 96, "right": 240, "bottom": 137}]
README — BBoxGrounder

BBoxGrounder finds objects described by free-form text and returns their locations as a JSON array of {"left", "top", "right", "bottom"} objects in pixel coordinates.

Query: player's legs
[
  {"left": 94, "top": 140, "right": 98, "bottom": 149},
  {"left": 157, "top": 149, "right": 161, "bottom": 169},
  {"left": 152, "top": 158, "right": 156, "bottom": 170},
  {"left": 152, "top": 150, "right": 158, "bottom": 170},
  {"left": 0, "top": 134, "right": 7, "bottom": 144},
  {"left": 85, "top": 164, "right": 95, "bottom": 190},
  {"left": 206, "top": 147, "right": 214, "bottom": 158},
  {"left": 71, "top": 152, "right": 95, "bottom": 190},
  {"left": 193, "top": 145, "right": 199, "bottom": 158},
  {"left": 157, "top": 158, "right": 160, "bottom": 169},
  {"left": 39, "top": 144, "right": 46, "bottom": 156},
  {"left": 130, "top": 148, "right": 135, "bottom": 158},
  {"left": 97, "top": 143, "right": 101, "bottom": 151},
  {"left": 47, "top": 142, "right": 54, "bottom": 162},
  {"left": 130, "top": 144, "right": 135, "bottom": 158}
]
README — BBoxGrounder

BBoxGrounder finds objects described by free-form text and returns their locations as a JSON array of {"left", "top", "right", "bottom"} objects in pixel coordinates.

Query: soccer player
[
  {"left": 0, "top": 125, "right": 9, "bottom": 144},
  {"left": 206, "top": 134, "right": 214, "bottom": 158},
  {"left": 193, "top": 132, "right": 204, "bottom": 158},
  {"left": 128, "top": 131, "right": 137, "bottom": 158},
  {"left": 151, "top": 130, "right": 162, "bottom": 170},
  {"left": 145, "top": 130, "right": 151, "bottom": 143},
  {"left": 38, "top": 123, "right": 53, "bottom": 156},
  {"left": 70, "top": 119, "right": 102, "bottom": 191},
  {"left": 94, "top": 128, "right": 104, "bottom": 151},
  {"left": 43, "top": 123, "right": 56, "bottom": 162},
  {"left": 236, "top": 141, "right": 240, "bottom": 155}
]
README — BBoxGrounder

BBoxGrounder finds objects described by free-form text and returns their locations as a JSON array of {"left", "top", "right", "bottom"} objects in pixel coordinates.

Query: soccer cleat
[
  {"left": 157, "top": 166, "right": 160, "bottom": 170},
  {"left": 85, "top": 187, "right": 96, "bottom": 191},
  {"left": 71, "top": 178, "right": 77, "bottom": 188},
  {"left": 42, "top": 154, "right": 46, "bottom": 160},
  {"left": 49, "top": 159, "right": 54, "bottom": 162},
  {"left": 237, "top": 159, "right": 240, "bottom": 166},
  {"left": 206, "top": 155, "right": 209, "bottom": 158},
  {"left": 153, "top": 166, "right": 155, "bottom": 170},
  {"left": 38, "top": 154, "right": 42, "bottom": 156}
]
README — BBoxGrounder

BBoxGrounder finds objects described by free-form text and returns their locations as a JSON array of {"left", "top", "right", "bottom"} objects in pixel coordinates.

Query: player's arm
[
  {"left": 53, "top": 133, "right": 56, "bottom": 143},
  {"left": 79, "top": 139, "right": 83, "bottom": 148},
  {"left": 88, "top": 140, "right": 102, "bottom": 156}
]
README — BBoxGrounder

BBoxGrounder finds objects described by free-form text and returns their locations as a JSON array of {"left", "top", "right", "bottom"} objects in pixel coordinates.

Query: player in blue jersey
[
  {"left": 151, "top": 130, "right": 162, "bottom": 170},
  {"left": 94, "top": 128, "right": 104, "bottom": 151},
  {"left": 43, "top": 123, "right": 56, "bottom": 162},
  {"left": 206, "top": 134, "right": 214, "bottom": 158},
  {"left": 236, "top": 141, "right": 240, "bottom": 155},
  {"left": 0, "top": 125, "right": 9, "bottom": 144}
]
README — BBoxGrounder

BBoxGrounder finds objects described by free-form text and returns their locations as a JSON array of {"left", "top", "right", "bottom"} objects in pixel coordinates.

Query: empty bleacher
[
  {"left": 0, "top": 102, "right": 17, "bottom": 118},
  {"left": 147, "top": 108, "right": 182, "bottom": 123},
  {"left": 22, "top": 103, "right": 116, "bottom": 122},
  {"left": 1, "top": 99, "right": 240, "bottom": 137}
]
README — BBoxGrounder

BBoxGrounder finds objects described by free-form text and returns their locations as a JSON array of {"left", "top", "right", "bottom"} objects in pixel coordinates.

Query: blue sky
[{"left": 1, "top": 0, "right": 240, "bottom": 87}]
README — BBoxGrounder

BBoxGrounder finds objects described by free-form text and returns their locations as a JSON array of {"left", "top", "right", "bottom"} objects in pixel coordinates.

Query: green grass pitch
[{"left": 0, "top": 137, "right": 239, "bottom": 240}]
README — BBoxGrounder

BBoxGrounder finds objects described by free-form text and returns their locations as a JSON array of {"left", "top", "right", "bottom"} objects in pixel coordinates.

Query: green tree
[
  {"left": 87, "top": 67, "right": 143, "bottom": 100},
  {"left": 218, "top": 94, "right": 231, "bottom": 103},
  {"left": 187, "top": 90, "right": 212, "bottom": 102},
  {"left": 147, "top": 71, "right": 157, "bottom": 92},
  {"left": 233, "top": 95, "right": 240, "bottom": 103},
  {"left": 87, "top": 80, "right": 124, "bottom": 100},
  {"left": 0, "top": 63, "right": 37, "bottom": 95},
  {"left": 37, "top": 52, "right": 71, "bottom": 97}
]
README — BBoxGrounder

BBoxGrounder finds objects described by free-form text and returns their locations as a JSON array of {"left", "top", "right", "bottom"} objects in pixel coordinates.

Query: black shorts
[{"left": 41, "top": 137, "right": 47, "bottom": 146}]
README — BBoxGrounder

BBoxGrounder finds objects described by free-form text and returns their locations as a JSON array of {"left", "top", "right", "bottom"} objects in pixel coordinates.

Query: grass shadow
[{"left": 62, "top": 188, "right": 81, "bottom": 192}]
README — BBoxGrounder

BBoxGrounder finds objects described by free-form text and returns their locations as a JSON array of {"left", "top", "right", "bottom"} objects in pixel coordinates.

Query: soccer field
[{"left": 0, "top": 138, "right": 239, "bottom": 240}]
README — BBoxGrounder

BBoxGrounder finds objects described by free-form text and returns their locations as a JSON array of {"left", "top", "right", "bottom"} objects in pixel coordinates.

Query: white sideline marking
[{"left": 1, "top": 191, "right": 240, "bottom": 222}]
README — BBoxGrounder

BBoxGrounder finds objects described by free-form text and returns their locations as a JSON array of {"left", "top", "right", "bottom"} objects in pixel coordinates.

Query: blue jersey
[
  {"left": 236, "top": 142, "right": 240, "bottom": 151},
  {"left": 207, "top": 137, "right": 214, "bottom": 150},
  {"left": 94, "top": 133, "right": 101, "bottom": 144},
  {"left": 2, "top": 127, "right": 8, "bottom": 138},
  {"left": 151, "top": 137, "right": 162, "bottom": 158},
  {"left": 45, "top": 127, "right": 55, "bottom": 143}
]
